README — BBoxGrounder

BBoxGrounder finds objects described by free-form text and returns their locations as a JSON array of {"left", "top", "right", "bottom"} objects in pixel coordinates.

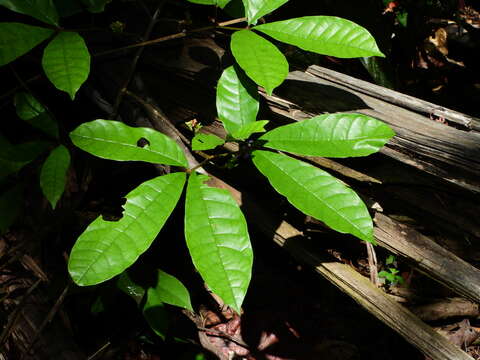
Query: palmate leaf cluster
[{"left": 0, "top": 0, "right": 395, "bottom": 339}]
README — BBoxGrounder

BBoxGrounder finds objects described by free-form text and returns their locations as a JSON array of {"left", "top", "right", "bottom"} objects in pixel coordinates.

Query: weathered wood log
[
  {"left": 264, "top": 68, "right": 480, "bottom": 193},
  {"left": 373, "top": 213, "right": 480, "bottom": 303},
  {"left": 305, "top": 65, "right": 480, "bottom": 131},
  {"left": 238, "top": 203, "right": 474, "bottom": 360},
  {"left": 409, "top": 298, "right": 480, "bottom": 322},
  {"left": 93, "top": 39, "right": 480, "bottom": 359}
]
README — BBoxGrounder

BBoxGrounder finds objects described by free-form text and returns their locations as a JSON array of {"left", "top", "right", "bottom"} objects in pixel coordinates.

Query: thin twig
[
  {"left": 87, "top": 341, "right": 111, "bottom": 360},
  {"left": 21, "top": 284, "right": 70, "bottom": 359},
  {"left": 0, "top": 17, "right": 247, "bottom": 103},
  {"left": 110, "top": 2, "right": 166, "bottom": 118},
  {"left": 124, "top": 89, "right": 190, "bottom": 145},
  {"left": 189, "top": 153, "right": 230, "bottom": 174},
  {"left": 0, "top": 74, "right": 42, "bottom": 103},
  {"left": 0, "top": 278, "right": 42, "bottom": 347},
  {"left": 197, "top": 326, "right": 250, "bottom": 349},
  {"left": 10, "top": 66, "right": 60, "bottom": 138},
  {"left": 366, "top": 242, "right": 380, "bottom": 286},
  {"left": 137, "top": 0, "right": 151, "bottom": 17},
  {"left": 96, "top": 17, "right": 246, "bottom": 58}
]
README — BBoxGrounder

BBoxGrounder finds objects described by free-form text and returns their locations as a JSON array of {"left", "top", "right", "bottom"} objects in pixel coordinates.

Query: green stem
[{"left": 188, "top": 152, "right": 231, "bottom": 174}]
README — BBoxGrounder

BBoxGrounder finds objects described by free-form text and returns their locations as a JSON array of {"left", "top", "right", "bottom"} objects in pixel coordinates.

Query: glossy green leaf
[
  {"left": 223, "top": 0, "right": 245, "bottom": 18},
  {"left": 70, "top": 120, "right": 188, "bottom": 167},
  {"left": 0, "top": 0, "right": 59, "bottom": 25},
  {"left": 231, "top": 30, "right": 288, "bottom": 95},
  {"left": 252, "top": 150, "right": 374, "bottom": 243},
  {"left": 42, "top": 32, "right": 90, "bottom": 99},
  {"left": 68, "top": 172, "right": 186, "bottom": 286},
  {"left": 15, "top": 92, "right": 45, "bottom": 120},
  {"left": 15, "top": 92, "right": 59, "bottom": 138},
  {"left": 192, "top": 133, "right": 225, "bottom": 151},
  {"left": 216, "top": 65, "right": 259, "bottom": 134},
  {"left": 242, "top": 0, "right": 288, "bottom": 24},
  {"left": 90, "top": 296, "right": 105, "bottom": 314},
  {"left": 360, "top": 57, "right": 396, "bottom": 89},
  {"left": 231, "top": 120, "right": 269, "bottom": 140},
  {"left": 0, "top": 184, "right": 24, "bottom": 234},
  {"left": 0, "top": 138, "right": 51, "bottom": 177},
  {"left": 117, "top": 271, "right": 169, "bottom": 339},
  {"left": 254, "top": 16, "right": 385, "bottom": 58},
  {"left": 40, "top": 145, "right": 70, "bottom": 209},
  {"left": 143, "top": 295, "right": 168, "bottom": 340},
  {"left": 186, "top": 0, "right": 231, "bottom": 8},
  {"left": 146, "top": 270, "right": 193, "bottom": 311},
  {"left": 0, "top": 23, "right": 53, "bottom": 66},
  {"left": 260, "top": 114, "right": 395, "bottom": 158},
  {"left": 185, "top": 173, "right": 253, "bottom": 313},
  {"left": 80, "top": 0, "right": 110, "bottom": 13},
  {"left": 117, "top": 271, "right": 145, "bottom": 305}
]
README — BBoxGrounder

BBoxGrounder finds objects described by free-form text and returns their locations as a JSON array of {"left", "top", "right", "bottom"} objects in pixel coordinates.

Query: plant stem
[
  {"left": 110, "top": 2, "right": 166, "bottom": 119},
  {"left": 188, "top": 152, "right": 231, "bottom": 174},
  {"left": 95, "top": 17, "right": 246, "bottom": 57}
]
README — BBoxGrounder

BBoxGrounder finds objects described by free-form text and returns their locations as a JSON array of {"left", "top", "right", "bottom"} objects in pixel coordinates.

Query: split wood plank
[
  {"left": 244, "top": 209, "right": 474, "bottom": 360},
  {"left": 124, "top": 54, "right": 478, "bottom": 360},
  {"left": 373, "top": 213, "right": 480, "bottom": 303},
  {"left": 264, "top": 68, "right": 480, "bottom": 193},
  {"left": 306, "top": 65, "right": 480, "bottom": 131}
]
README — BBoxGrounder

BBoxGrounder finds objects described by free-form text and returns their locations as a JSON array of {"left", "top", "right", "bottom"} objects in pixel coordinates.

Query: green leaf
[
  {"left": 186, "top": 0, "right": 232, "bottom": 8},
  {"left": 223, "top": 0, "right": 245, "bottom": 18},
  {"left": 40, "top": 145, "right": 70, "bottom": 209},
  {"left": 259, "top": 114, "right": 395, "bottom": 158},
  {"left": 117, "top": 270, "right": 169, "bottom": 339},
  {"left": 70, "top": 120, "right": 188, "bottom": 167},
  {"left": 192, "top": 133, "right": 225, "bottom": 151},
  {"left": 90, "top": 296, "right": 105, "bottom": 314},
  {"left": 386, "top": 254, "right": 396, "bottom": 265},
  {"left": 146, "top": 270, "right": 193, "bottom": 311},
  {"left": 68, "top": 172, "right": 186, "bottom": 286},
  {"left": 0, "top": 184, "right": 24, "bottom": 234},
  {"left": 0, "top": 0, "right": 59, "bottom": 26},
  {"left": 0, "top": 138, "right": 51, "bottom": 177},
  {"left": 252, "top": 150, "right": 374, "bottom": 243},
  {"left": 241, "top": 0, "right": 288, "bottom": 24},
  {"left": 231, "top": 120, "right": 268, "bottom": 140},
  {"left": 254, "top": 16, "right": 385, "bottom": 58},
  {"left": 80, "top": 0, "right": 110, "bottom": 13},
  {"left": 143, "top": 297, "right": 168, "bottom": 340},
  {"left": 117, "top": 271, "right": 145, "bottom": 305},
  {"left": 231, "top": 30, "right": 288, "bottom": 95},
  {"left": 216, "top": 65, "right": 259, "bottom": 134},
  {"left": 360, "top": 57, "right": 396, "bottom": 89},
  {"left": 42, "top": 32, "right": 90, "bottom": 99},
  {"left": 0, "top": 23, "right": 53, "bottom": 66},
  {"left": 184, "top": 172, "right": 253, "bottom": 313},
  {"left": 15, "top": 92, "right": 59, "bottom": 138}
]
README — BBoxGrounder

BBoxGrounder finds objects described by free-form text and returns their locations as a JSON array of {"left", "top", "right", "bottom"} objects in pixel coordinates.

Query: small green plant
[
  {"left": 379, "top": 255, "right": 405, "bottom": 285},
  {"left": 0, "top": 0, "right": 395, "bottom": 339}
]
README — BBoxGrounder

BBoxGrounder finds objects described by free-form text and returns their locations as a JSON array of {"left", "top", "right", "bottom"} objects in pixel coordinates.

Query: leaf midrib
[
  {"left": 195, "top": 182, "right": 238, "bottom": 308},
  {"left": 74, "top": 180, "right": 175, "bottom": 283},
  {"left": 258, "top": 152, "right": 369, "bottom": 238},
  {"left": 256, "top": 23, "right": 375, "bottom": 53},
  {"left": 72, "top": 133, "right": 182, "bottom": 165}
]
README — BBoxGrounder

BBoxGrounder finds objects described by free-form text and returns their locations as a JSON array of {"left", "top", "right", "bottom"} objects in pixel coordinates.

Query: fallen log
[
  {"left": 373, "top": 213, "right": 480, "bottom": 303},
  {"left": 238, "top": 198, "right": 474, "bottom": 360},
  {"left": 264, "top": 67, "right": 480, "bottom": 193},
  {"left": 91, "top": 39, "right": 480, "bottom": 359}
]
